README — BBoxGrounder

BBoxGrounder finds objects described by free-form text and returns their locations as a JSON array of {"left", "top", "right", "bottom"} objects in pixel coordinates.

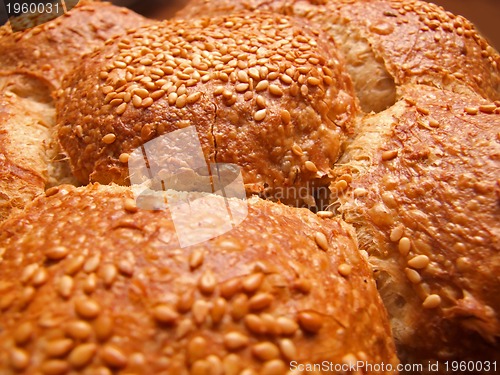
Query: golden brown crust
[
  {"left": 331, "top": 84, "right": 500, "bottom": 365},
  {"left": 0, "top": 1, "right": 151, "bottom": 89},
  {"left": 56, "top": 13, "right": 357, "bottom": 207},
  {"left": 314, "top": 0, "right": 500, "bottom": 102},
  {"left": 178, "top": 0, "right": 500, "bottom": 111},
  {"left": 176, "top": 0, "right": 288, "bottom": 19},
  {"left": 0, "top": 183, "right": 398, "bottom": 374}
]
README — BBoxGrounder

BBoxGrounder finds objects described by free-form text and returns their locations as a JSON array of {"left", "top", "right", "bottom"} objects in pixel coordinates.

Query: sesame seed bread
[
  {"left": 177, "top": 0, "right": 500, "bottom": 113},
  {"left": 0, "top": 0, "right": 151, "bottom": 90},
  {"left": 55, "top": 13, "right": 357, "bottom": 207},
  {"left": 0, "top": 183, "right": 398, "bottom": 374},
  {"left": 331, "top": 84, "right": 500, "bottom": 366}
]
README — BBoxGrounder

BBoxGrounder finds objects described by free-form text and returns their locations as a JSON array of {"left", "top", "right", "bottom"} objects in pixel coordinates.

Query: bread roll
[
  {"left": 0, "top": 183, "right": 398, "bottom": 374},
  {"left": 55, "top": 13, "right": 357, "bottom": 207},
  {"left": 0, "top": 0, "right": 150, "bottom": 89},
  {"left": 177, "top": 0, "right": 500, "bottom": 112},
  {"left": 331, "top": 84, "right": 500, "bottom": 366},
  {"left": 0, "top": 73, "right": 54, "bottom": 222}
]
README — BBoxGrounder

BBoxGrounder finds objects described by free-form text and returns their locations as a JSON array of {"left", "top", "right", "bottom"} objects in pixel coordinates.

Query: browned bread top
[
  {"left": 56, "top": 12, "right": 357, "bottom": 206},
  {"left": 0, "top": 183, "right": 398, "bottom": 374},
  {"left": 331, "top": 84, "right": 500, "bottom": 364},
  {"left": 0, "top": 1, "right": 151, "bottom": 89}
]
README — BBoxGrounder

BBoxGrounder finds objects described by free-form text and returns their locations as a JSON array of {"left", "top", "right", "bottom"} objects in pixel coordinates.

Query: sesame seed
[
  {"left": 252, "top": 342, "right": 280, "bottom": 361},
  {"left": 102, "top": 133, "right": 116, "bottom": 144},
  {"left": 305, "top": 161, "right": 318, "bottom": 172},
  {"left": 242, "top": 273, "right": 264, "bottom": 294},
  {"left": 297, "top": 311, "right": 323, "bottom": 333},
  {"left": 175, "top": 94, "right": 187, "bottom": 108},
  {"left": 405, "top": 268, "right": 422, "bottom": 284},
  {"left": 132, "top": 95, "right": 142, "bottom": 108},
  {"left": 65, "top": 321, "right": 92, "bottom": 340},
  {"left": 256, "top": 95, "right": 267, "bottom": 108},
  {"left": 119, "top": 153, "right": 130, "bottom": 163},
  {"left": 269, "top": 84, "right": 284, "bottom": 96},
  {"left": 280, "top": 74, "right": 293, "bottom": 85},
  {"left": 317, "top": 211, "right": 334, "bottom": 219},
  {"left": 187, "top": 92, "right": 202, "bottom": 104},
  {"left": 58, "top": 275, "right": 74, "bottom": 299},
  {"left": 255, "top": 80, "right": 269, "bottom": 91},
  {"left": 254, "top": 109, "right": 267, "bottom": 122},
  {"left": 338, "top": 263, "right": 352, "bottom": 277},
  {"left": 101, "top": 345, "right": 128, "bottom": 368},
  {"left": 68, "top": 343, "right": 97, "bottom": 368},
  {"left": 398, "top": 237, "right": 411, "bottom": 255},
  {"left": 45, "top": 186, "right": 60, "bottom": 197},
  {"left": 9, "top": 348, "right": 29, "bottom": 370},
  {"left": 291, "top": 143, "right": 303, "bottom": 156},
  {"left": 479, "top": 104, "right": 496, "bottom": 113},
  {"left": 151, "top": 89, "right": 165, "bottom": 100},
  {"left": 142, "top": 97, "right": 154, "bottom": 108},
  {"left": 116, "top": 103, "right": 127, "bottom": 115},
  {"left": 408, "top": 254, "right": 430, "bottom": 269},
  {"left": 416, "top": 106, "right": 430, "bottom": 115},
  {"left": 314, "top": 232, "right": 328, "bottom": 251},
  {"left": 382, "top": 150, "right": 398, "bottom": 161},
  {"left": 307, "top": 77, "right": 321, "bottom": 86},
  {"left": 46, "top": 246, "right": 69, "bottom": 260},
  {"left": 46, "top": 338, "right": 74, "bottom": 357},
  {"left": 465, "top": 107, "right": 478, "bottom": 115},
  {"left": 422, "top": 294, "right": 441, "bottom": 309},
  {"left": 249, "top": 292, "right": 274, "bottom": 311},
  {"left": 224, "top": 332, "right": 249, "bottom": 351},
  {"left": 390, "top": 225, "right": 405, "bottom": 242},
  {"left": 74, "top": 298, "right": 100, "bottom": 319}
]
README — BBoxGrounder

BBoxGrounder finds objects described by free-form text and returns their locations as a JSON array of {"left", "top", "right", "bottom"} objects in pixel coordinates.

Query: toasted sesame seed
[
  {"left": 314, "top": 231, "right": 328, "bottom": 251},
  {"left": 291, "top": 143, "right": 303, "bottom": 156},
  {"left": 168, "top": 92, "right": 178, "bottom": 105},
  {"left": 405, "top": 268, "right": 422, "bottom": 284},
  {"left": 220, "top": 278, "right": 242, "bottom": 299},
  {"left": 249, "top": 292, "right": 274, "bottom": 311},
  {"left": 151, "top": 89, "right": 165, "bottom": 100},
  {"left": 102, "top": 133, "right": 116, "bottom": 144},
  {"left": 316, "top": 211, "right": 334, "bottom": 219},
  {"left": 305, "top": 161, "right": 318, "bottom": 173},
  {"left": 199, "top": 271, "right": 217, "bottom": 295},
  {"left": 100, "top": 345, "right": 128, "bottom": 368},
  {"left": 46, "top": 338, "right": 74, "bottom": 357},
  {"left": 74, "top": 297, "right": 100, "bottom": 319},
  {"left": 66, "top": 321, "right": 92, "bottom": 340},
  {"left": 398, "top": 237, "right": 411, "bottom": 255},
  {"left": 254, "top": 109, "right": 267, "bottom": 122},
  {"left": 280, "top": 74, "right": 293, "bottom": 85},
  {"left": 334, "top": 180, "right": 348, "bottom": 191},
  {"left": 242, "top": 273, "right": 264, "bottom": 294},
  {"left": 224, "top": 332, "right": 249, "bottom": 351},
  {"left": 408, "top": 254, "right": 430, "bottom": 269},
  {"left": 390, "top": 226, "right": 405, "bottom": 242},
  {"left": 269, "top": 84, "right": 284, "bottom": 96},
  {"left": 188, "top": 336, "right": 207, "bottom": 361},
  {"left": 46, "top": 246, "right": 69, "bottom": 260},
  {"left": 252, "top": 342, "right": 280, "bottom": 361},
  {"left": 45, "top": 186, "right": 60, "bottom": 197},
  {"left": 58, "top": 275, "right": 74, "bottom": 299},
  {"left": 117, "top": 259, "right": 134, "bottom": 276},
  {"left": 416, "top": 106, "right": 430, "bottom": 115},
  {"left": 307, "top": 77, "right": 321, "bottom": 86},
  {"left": 211, "top": 297, "right": 226, "bottom": 325},
  {"left": 238, "top": 70, "right": 249, "bottom": 83},
  {"left": 41, "top": 360, "right": 70, "bottom": 375},
  {"left": 119, "top": 153, "right": 130, "bottom": 163},
  {"left": 281, "top": 109, "right": 291, "bottom": 124},
  {"left": 175, "top": 94, "right": 187, "bottom": 108},
  {"left": 338, "top": 263, "right": 352, "bottom": 277},
  {"left": 14, "top": 322, "right": 33, "bottom": 345},
  {"left": 255, "top": 80, "right": 269, "bottom": 92},
  {"left": 382, "top": 150, "right": 398, "bottom": 161},
  {"left": 142, "top": 97, "right": 154, "bottom": 108},
  {"left": 21, "top": 263, "right": 38, "bottom": 283},
  {"left": 422, "top": 294, "right": 442, "bottom": 309},
  {"left": 231, "top": 293, "right": 249, "bottom": 320},
  {"left": 189, "top": 250, "right": 204, "bottom": 270},
  {"left": 68, "top": 343, "right": 97, "bottom": 368},
  {"left": 261, "top": 359, "right": 287, "bottom": 375},
  {"left": 428, "top": 118, "right": 440, "bottom": 127},
  {"left": 116, "top": 103, "right": 127, "bottom": 115},
  {"left": 464, "top": 106, "right": 478, "bottom": 115},
  {"left": 187, "top": 92, "right": 202, "bottom": 104},
  {"left": 101, "top": 264, "right": 117, "bottom": 288},
  {"left": 256, "top": 95, "right": 267, "bottom": 108},
  {"left": 192, "top": 300, "right": 210, "bottom": 325},
  {"left": 10, "top": 348, "right": 29, "bottom": 370},
  {"left": 83, "top": 255, "right": 100, "bottom": 273},
  {"left": 297, "top": 311, "right": 323, "bottom": 333},
  {"left": 479, "top": 104, "right": 496, "bottom": 113}
]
